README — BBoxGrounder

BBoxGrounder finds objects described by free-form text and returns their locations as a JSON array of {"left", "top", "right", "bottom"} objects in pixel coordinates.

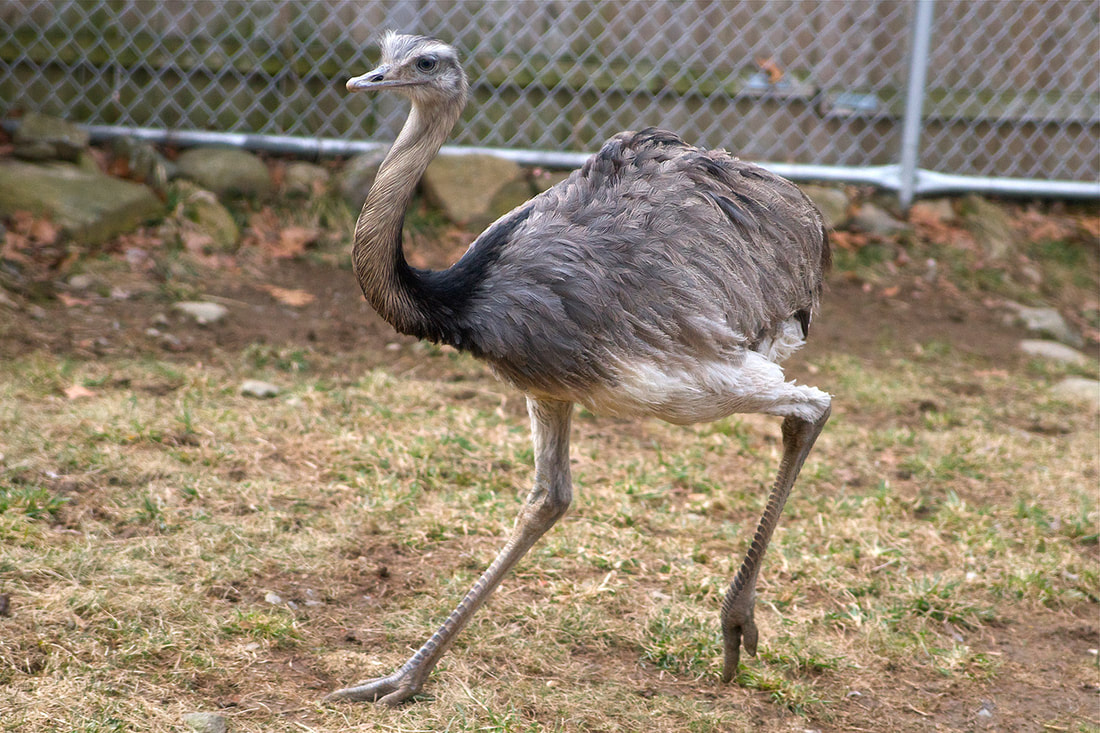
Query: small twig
[
  {"left": 904, "top": 703, "right": 933, "bottom": 717},
  {"left": 199, "top": 294, "right": 254, "bottom": 307},
  {"left": 457, "top": 677, "right": 491, "bottom": 713}
]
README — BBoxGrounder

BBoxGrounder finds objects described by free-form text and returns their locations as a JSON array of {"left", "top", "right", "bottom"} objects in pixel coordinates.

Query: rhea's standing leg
[
  {"left": 326, "top": 398, "right": 574, "bottom": 706},
  {"left": 720, "top": 402, "right": 830, "bottom": 682}
]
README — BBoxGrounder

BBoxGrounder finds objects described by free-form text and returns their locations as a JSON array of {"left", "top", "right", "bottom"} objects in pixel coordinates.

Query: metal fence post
[{"left": 898, "top": 0, "right": 936, "bottom": 209}]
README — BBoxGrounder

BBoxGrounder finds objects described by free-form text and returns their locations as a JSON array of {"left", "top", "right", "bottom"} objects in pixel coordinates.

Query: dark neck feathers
[{"left": 352, "top": 99, "right": 465, "bottom": 342}]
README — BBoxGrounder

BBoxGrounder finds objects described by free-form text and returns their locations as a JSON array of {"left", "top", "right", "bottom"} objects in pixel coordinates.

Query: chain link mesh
[{"left": 1, "top": 0, "right": 1096, "bottom": 184}]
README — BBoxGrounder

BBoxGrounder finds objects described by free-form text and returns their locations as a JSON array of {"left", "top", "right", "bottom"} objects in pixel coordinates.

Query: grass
[
  {"left": 0, "top": 329, "right": 1096, "bottom": 732},
  {"left": 2, "top": 191, "right": 1099, "bottom": 733}
]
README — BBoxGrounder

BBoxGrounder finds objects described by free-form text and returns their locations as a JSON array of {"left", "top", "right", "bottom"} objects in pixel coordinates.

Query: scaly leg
[
  {"left": 326, "top": 398, "right": 573, "bottom": 706},
  {"left": 721, "top": 404, "right": 830, "bottom": 682}
]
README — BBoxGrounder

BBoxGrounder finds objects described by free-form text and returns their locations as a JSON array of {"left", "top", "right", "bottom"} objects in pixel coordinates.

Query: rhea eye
[{"left": 416, "top": 56, "right": 437, "bottom": 72}]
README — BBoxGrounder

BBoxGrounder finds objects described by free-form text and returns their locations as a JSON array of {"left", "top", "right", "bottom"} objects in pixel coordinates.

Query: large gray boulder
[
  {"left": 176, "top": 147, "right": 272, "bottom": 198},
  {"left": 112, "top": 135, "right": 176, "bottom": 191},
  {"left": 421, "top": 153, "right": 525, "bottom": 226},
  {"left": 1050, "top": 377, "right": 1100, "bottom": 411},
  {"left": 13, "top": 113, "right": 89, "bottom": 162},
  {"left": 532, "top": 169, "right": 573, "bottom": 194},
  {"left": 336, "top": 150, "right": 387, "bottom": 210},
  {"left": 0, "top": 159, "right": 162, "bottom": 244},
  {"left": 850, "top": 201, "right": 910, "bottom": 236},
  {"left": 1018, "top": 339, "right": 1090, "bottom": 366},
  {"left": 960, "top": 194, "right": 1019, "bottom": 261},
  {"left": 1003, "top": 301, "right": 1082, "bottom": 347},
  {"left": 283, "top": 161, "right": 331, "bottom": 197},
  {"left": 486, "top": 176, "right": 536, "bottom": 224},
  {"left": 799, "top": 184, "right": 850, "bottom": 230},
  {"left": 168, "top": 180, "right": 240, "bottom": 252}
]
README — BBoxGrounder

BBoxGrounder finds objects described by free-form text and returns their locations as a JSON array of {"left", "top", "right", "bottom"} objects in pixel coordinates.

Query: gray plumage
[
  {"left": 456, "top": 131, "right": 829, "bottom": 407},
  {"left": 330, "top": 32, "right": 832, "bottom": 706}
]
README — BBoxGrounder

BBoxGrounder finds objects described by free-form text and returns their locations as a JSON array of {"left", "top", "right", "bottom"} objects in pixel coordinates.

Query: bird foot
[
  {"left": 720, "top": 592, "right": 759, "bottom": 683},
  {"left": 324, "top": 667, "right": 425, "bottom": 706}
]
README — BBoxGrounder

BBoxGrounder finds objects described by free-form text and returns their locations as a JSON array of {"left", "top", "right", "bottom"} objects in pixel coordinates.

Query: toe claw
[
  {"left": 379, "top": 687, "right": 415, "bottom": 707},
  {"left": 720, "top": 601, "right": 759, "bottom": 683},
  {"left": 325, "top": 671, "right": 420, "bottom": 705},
  {"left": 721, "top": 638, "right": 741, "bottom": 683},
  {"left": 742, "top": 619, "right": 759, "bottom": 658}
]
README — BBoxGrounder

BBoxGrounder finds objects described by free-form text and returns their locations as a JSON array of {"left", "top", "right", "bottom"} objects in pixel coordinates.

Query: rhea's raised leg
[
  {"left": 326, "top": 398, "right": 573, "bottom": 706},
  {"left": 720, "top": 402, "right": 830, "bottom": 682}
]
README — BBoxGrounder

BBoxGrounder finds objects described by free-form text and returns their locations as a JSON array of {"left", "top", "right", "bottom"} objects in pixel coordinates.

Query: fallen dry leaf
[
  {"left": 0, "top": 231, "right": 33, "bottom": 264},
  {"left": 830, "top": 230, "right": 869, "bottom": 251},
  {"left": 8, "top": 210, "right": 35, "bottom": 234},
  {"left": 259, "top": 283, "right": 316, "bottom": 307},
  {"left": 64, "top": 384, "right": 95, "bottom": 400},
  {"left": 755, "top": 56, "right": 784, "bottom": 84},
  {"left": 910, "top": 205, "right": 977, "bottom": 251},
  {"left": 267, "top": 226, "right": 319, "bottom": 259},
  {"left": 1076, "top": 215, "right": 1100, "bottom": 241},
  {"left": 57, "top": 293, "right": 91, "bottom": 307},
  {"left": 29, "top": 217, "right": 58, "bottom": 244},
  {"left": 181, "top": 230, "right": 215, "bottom": 254}
]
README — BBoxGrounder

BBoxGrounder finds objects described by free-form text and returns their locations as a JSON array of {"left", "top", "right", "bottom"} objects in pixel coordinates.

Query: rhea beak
[{"left": 346, "top": 64, "right": 417, "bottom": 92}]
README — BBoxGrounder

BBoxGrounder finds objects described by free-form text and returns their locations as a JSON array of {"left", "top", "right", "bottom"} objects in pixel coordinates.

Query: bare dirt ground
[{"left": 0, "top": 238, "right": 1044, "bottom": 367}]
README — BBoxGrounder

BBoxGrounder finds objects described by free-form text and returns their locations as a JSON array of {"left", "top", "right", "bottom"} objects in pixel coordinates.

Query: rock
[
  {"left": 1018, "top": 263, "right": 1043, "bottom": 287},
  {"left": 1018, "top": 339, "right": 1090, "bottom": 366},
  {"left": 13, "top": 113, "right": 89, "bottom": 162},
  {"left": 960, "top": 194, "right": 1020, "bottom": 260},
  {"left": 1051, "top": 378, "right": 1100, "bottom": 410},
  {"left": 264, "top": 591, "right": 283, "bottom": 604},
  {"left": 284, "top": 161, "right": 330, "bottom": 197},
  {"left": 485, "top": 175, "right": 536, "bottom": 227},
  {"left": 176, "top": 147, "right": 272, "bottom": 198},
  {"left": 173, "top": 301, "right": 228, "bottom": 325},
  {"left": 75, "top": 151, "right": 102, "bottom": 176},
  {"left": 850, "top": 201, "right": 910, "bottom": 236},
  {"left": 800, "top": 184, "right": 850, "bottom": 229},
  {"left": 532, "top": 169, "right": 573, "bottom": 193},
  {"left": 68, "top": 273, "right": 101, "bottom": 291},
  {"left": 1003, "top": 302, "right": 1082, "bottom": 346},
  {"left": 337, "top": 150, "right": 387, "bottom": 210},
  {"left": 183, "top": 712, "right": 227, "bottom": 733},
  {"left": 0, "top": 159, "right": 163, "bottom": 245},
  {"left": 169, "top": 180, "right": 240, "bottom": 252},
  {"left": 421, "top": 153, "right": 525, "bottom": 226},
  {"left": 241, "top": 379, "right": 280, "bottom": 398},
  {"left": 112, "top": 136, "right": 176, "bottom": 190}
]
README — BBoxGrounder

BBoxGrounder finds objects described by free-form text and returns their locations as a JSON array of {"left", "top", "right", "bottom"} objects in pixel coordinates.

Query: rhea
[{"left": 328, "top": 32, "right": 831, "bottom": 706}]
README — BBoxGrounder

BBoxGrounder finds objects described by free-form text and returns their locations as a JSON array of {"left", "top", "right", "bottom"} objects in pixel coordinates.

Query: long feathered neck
[{"left": 352, "top": 96, "right": 464, "bottom": 337}]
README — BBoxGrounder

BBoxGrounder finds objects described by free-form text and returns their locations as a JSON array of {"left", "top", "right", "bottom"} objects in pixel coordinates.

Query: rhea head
[{"left": 346, "top": 31, "right": 468, "bottom": 108}]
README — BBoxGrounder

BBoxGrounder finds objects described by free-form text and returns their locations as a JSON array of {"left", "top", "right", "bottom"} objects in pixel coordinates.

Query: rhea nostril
[{"left": 368, "top": 74, "right": 384, "bottom": 83}]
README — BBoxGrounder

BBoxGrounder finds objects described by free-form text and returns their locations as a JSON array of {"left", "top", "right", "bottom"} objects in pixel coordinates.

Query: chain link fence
[{"left": 1, "top": 0, "right": 1097, "bottom": 200}]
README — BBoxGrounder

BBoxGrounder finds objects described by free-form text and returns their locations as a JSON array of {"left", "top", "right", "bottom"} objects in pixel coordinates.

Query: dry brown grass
[{"left": 1, "top": 296, "right": 1098, "bottom": 731}]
